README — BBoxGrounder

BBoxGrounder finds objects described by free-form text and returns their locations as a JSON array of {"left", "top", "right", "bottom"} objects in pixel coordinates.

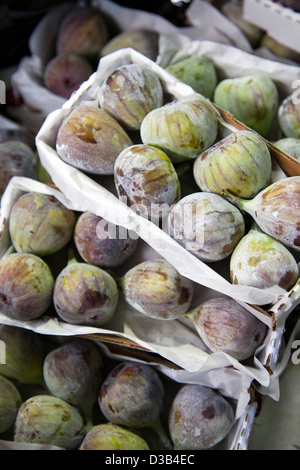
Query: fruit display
[{"left": 2, "top": 0, "right": 300, "bottom": 452}]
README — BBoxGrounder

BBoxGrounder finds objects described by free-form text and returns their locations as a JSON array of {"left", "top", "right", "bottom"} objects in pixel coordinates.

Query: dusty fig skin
[
  {"left": 120, "top": 259, "right": 194, "bottom": 320},
  {"left": 9, "top": 192, "right": 76, "bottom": 257},
  {"left": 191, "top": 296, "right": 267, "bottom": 361},
  {"left": 0, "top": 253, "right": 54, "bottom": 321},
  {"left": 99, "top": 64, "right": 163, "bottom": 130},
  {"left": 114, "top": 144, "right": 181, "bottom": 218},
  {"left": 99, "top": 361, "right": 164, "bottom": 429},
  {"left": 74, "top": 211, "right": 138, "bottom": 268},
  {"left": 80, "top": 423, "right": 150, "bottom": 450},
  {"left": 100, "top": 29, "right": 159, "bottom": 61},
  {"left": 56, "top": 105, "right": 133, "bottom": 175},
  {"left": 169, "top": 384, "right": 234, "bottom": 450},
  {"left": 43, "top": 339, "right": 103, "bottom": 416},
  {"left": 53, "top": 262, "right": 119, "bottom": 327}
]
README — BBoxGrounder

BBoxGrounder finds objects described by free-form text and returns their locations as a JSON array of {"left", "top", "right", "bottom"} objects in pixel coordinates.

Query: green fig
[
  {"left": 120, "top": 259, "right": 194, "bottom": 320},
  {"left": 222, "top": 176, "right": 300, "bottom": 252},
  {"left": 274, "top": 137, "right": 300, "bottom": 160},
  {"left": 213, "top": 74, "right": 279, "bottom": 136},
  {"left": 230, "top": 225, "right": 299, "bottom": 289},
  {"left": 140, "top": 93, "right": 219, "bottom": 163},
  {"left": 80, "top": 423, "right": 150, "bottom": 450},
  {"left": 165, "top": 55, "right": 218, "bottom": 100},
  {"left": 278, "top": 94, "right": 300, "bottom": 139},
  {"left": 0, "top": 375, "right": 22, "bottom": 433},
  {"left": 193, "top": 130, "right": 272, "bottom": 198},
  {"left": 14, "top": 395, "right": 86, "bottom": 449},
  {"left": 0, "top": 325, "right": 44, "bottom": 385},
  {"left": 0, "top": 252, "right": 54, "bottom": 321}
]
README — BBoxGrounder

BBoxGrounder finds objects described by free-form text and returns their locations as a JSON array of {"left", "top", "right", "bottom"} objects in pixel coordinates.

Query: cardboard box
[{"left": 243, "top": 0, "right": 300, "bottom": 54}]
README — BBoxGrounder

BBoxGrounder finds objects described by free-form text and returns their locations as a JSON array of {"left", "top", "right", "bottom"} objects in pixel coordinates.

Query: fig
[
  {"left": 14, "top": 395, "right": 86, "bottom": 449},
  {"left": 213, "top": 74, "right": 279, "bottom": 136},
  {"left": 43, "top": 339, "right": 103, "bottom": 426},
  {"left": 44, "top": 53, "right": 93, "bottom": 99},
  {"left": 168, "top": 192, "right": 245, "bottom": 262},
  {"left": 0, "top": 141, "right": 37, "bottom": 197},
  {"left": 80, "top": 423, "right": 150, "bottom": 450},
  {"left": 278, "top": 94, "right": 300, "bottom": 139},
  {"left": 53, "top": 255, "right": 119, "bottom": 327},
  {"left": 98, "top": 361, "right": 171, "bottom": 449},
  {"left": 0, "top": 375, "right": 22, "bottom": 434},
  {"left": 186, "top": 296, "right": 267, "bottom": 361},
  {"left": 74, "top": 211, "right": 138, "bottom": 269},
  {"left": 193, "top": 130, "right": 272, "bottom": 198},
  {"left": 274, "top": 137, "right": 300, "bottom": 160},
  {"left": 56, "top": 104, "right": 133, "bottom": 175},
  {"left": 222, "top": 176, "right": 300, "bottom": 251},
  {"left": 56, "top": 7, "right": 108, "bottom": 60},
  {"left": 140, "top": 93, "right": 219, "bottom": 163},
  {"left": 0, "top": 252, "right": 54, "bottom": 321},
  {"left": 98, "top": 63, "right": 163, "bottom": 130},
  {"left": 120, "top": 258, "right": 194, "bottom": 320},
  {"left": 165, "top": 55, "right": 218, "bottom": 100},
  {"left": 114, "top": 144, "right": 181, "bottom": 219},
  {"left": 230, "top": 225, "right": 299, "bottom": 289},
  {"left": 169, "top": 384, "right": 235, "bottom": 450},
  {"left": 100, "top": 29, "right": 159, "bottom": 61},
  {"left": 260, "top": 33, "right": 300, "bottom": 63},
  {"left": 0, "top": 325, "right": 44, "bottom": 385},
  {"left": 9, "top": 192, "right": 75, "bottom": 257}
]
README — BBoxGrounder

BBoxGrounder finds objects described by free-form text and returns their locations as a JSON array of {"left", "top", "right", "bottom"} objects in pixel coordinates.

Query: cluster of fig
[{"left": 43, "top": 5, "right": 160, "bottom": 100}]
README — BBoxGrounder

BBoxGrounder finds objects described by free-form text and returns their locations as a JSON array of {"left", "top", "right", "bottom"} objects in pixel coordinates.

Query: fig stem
[
  {"left": 184, "top": 309, "right": 194, "bottom": 319},
  {"left": 67, "top": 247, "right": 79, "bottom": 266},
  {"left": 221, "top": 189, "right": 246, "bottom": 210},
  {"left": 149, "top": 420, "right": 173, "bottom": 450}
]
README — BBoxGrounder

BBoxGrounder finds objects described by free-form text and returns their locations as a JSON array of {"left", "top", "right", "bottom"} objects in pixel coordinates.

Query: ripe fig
[
  {"left": 193, "top": 130, "right": 272, "bottom": 198},
  {"left": 213, "top": 74, "right": 279, "bottom": 136},
  {"left": 74, "top": 211, "right": 138, "bottom": 269},
  {"left": 186, "top": 296, "right": 267, "bottom": 361},
  {"left": 100, "top": 29, "right": 159, "bottom": 61},
  {"left": 120, "top": 259, "right": 194, "bottom": 320},
  {"left": 222, "top": 176, "right": 300, "bottom": 251},
  {"left": 0, "top": 375, "right": 22, "bottom": 434},
  {"left": 0, "top": 141, "right": 37, "bottom": 197},
  {"left": 53, "top": 256, "right": 119, "bottom": 327},
  {"left": 0, "top": 252, "right": 54, "bottom": 321},
  {"left": 9, "top": 192, "right": 75, "bottom": 257},
  {"left": 43, "top": 339, "right": 103, "bottom": 425},
  {"left": 98, "top": 361, "right": 171, "bottom": 449},
  {"left": 278, "top": 94, "right": 300, "bottom": 139},
  {"left": 169, "top": 384, "right": 235, "bottom": 450},
  {"left": 98, "top": 64, "right": 163, "bottom": 130},
  {"left": 114, "top": 144, "right": 181, "bottom": 219},
  {"left": 44, "top": 53, "right": 93, "bottom": 99},
  {"left": 0, "top": 325, "right": 44, "bottom": 385},
  {"left": 165, "top": 55, "right": 218, "bottom": 100},
  {"left": 14, "top": 395, "right": 86, "bottom": 449},
  {"left": 274, "top": 137, "right": 300, "bottom": 160},
  {"left": 56, "top": 104, "right": 133, "bottom": 175},
  {"left": 56, "top": 7, "right": 108, "bottom": 60},
  {"left": 167, "top": 192, "right": 245, "bottom": 262},
  {"left": 80, "top": 423, "right": 150, "bottom": 450},
  {"left": 140, "top": 93, "right": 219, "bottom": 163},
  {"left": 230, "top": 226, "right": 299, "bottom": 289}
]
